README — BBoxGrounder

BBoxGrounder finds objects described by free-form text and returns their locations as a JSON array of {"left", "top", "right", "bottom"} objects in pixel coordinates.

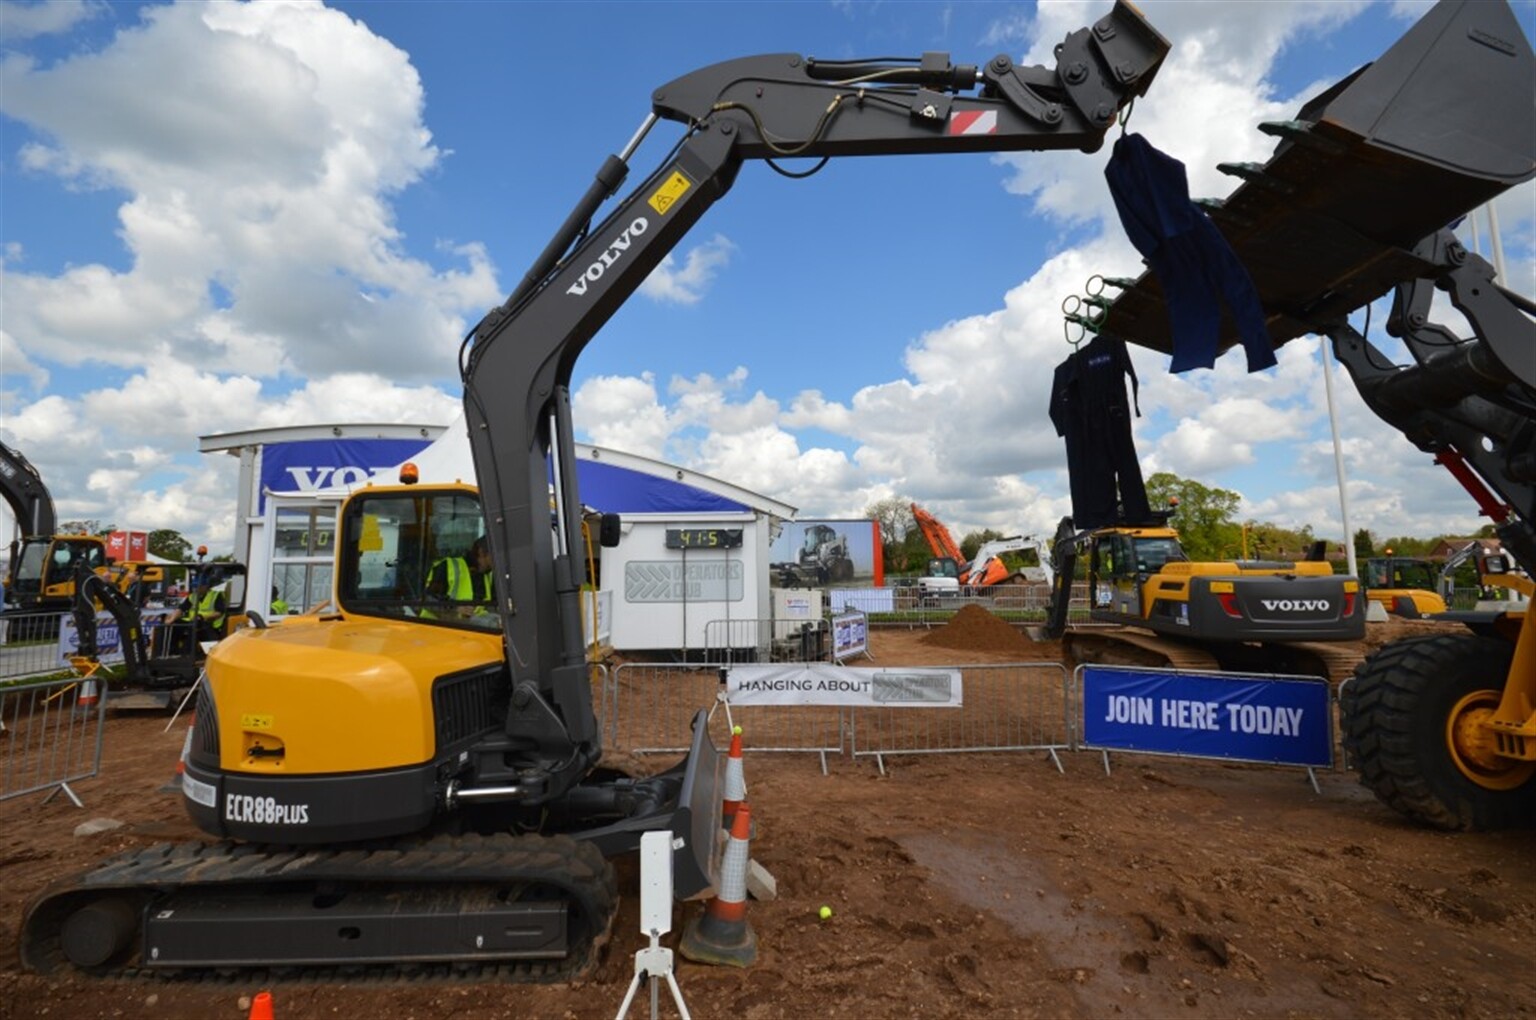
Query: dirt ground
[{"left": 1, "top": 615, "right": 1532, "bottom": 1020}]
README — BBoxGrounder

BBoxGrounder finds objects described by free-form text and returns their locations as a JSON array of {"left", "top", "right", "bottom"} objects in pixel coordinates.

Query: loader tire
[{"left": 1341, "top": 634, "right": 1536, "bottom": 831}]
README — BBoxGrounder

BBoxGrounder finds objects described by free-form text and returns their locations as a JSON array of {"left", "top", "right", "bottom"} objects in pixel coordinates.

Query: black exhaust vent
[
  {"left": 432, "top": 666, "right": 505, "bottom": 753},
  {"left": 192, "top": 688, "right": 220, "bottom": 762}
]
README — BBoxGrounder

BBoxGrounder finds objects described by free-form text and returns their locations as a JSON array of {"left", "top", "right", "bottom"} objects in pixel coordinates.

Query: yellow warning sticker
[
  {"left": 648, "top": 172, "right": 692, "bottom": 215},
  {"left": 241, "top": 714, "right": 274, "bottom": 730}
]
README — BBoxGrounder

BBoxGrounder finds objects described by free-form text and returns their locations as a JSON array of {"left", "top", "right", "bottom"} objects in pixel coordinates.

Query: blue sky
[{"left": 2, "top": 0, "right": 1533, "bottom": 555}]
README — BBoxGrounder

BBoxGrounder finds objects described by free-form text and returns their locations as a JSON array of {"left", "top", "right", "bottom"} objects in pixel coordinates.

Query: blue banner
[
  {"left": 1081, "top": 666, "right": 1332, "bottom": 767},
  {"left": 259, "top": 439, "right": 431, "bottom": 511}
]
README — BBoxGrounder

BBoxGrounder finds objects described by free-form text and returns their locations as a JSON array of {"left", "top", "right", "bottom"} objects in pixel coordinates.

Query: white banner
[{"left": 727, "top": 663, "right": 962, "bottom": 707}]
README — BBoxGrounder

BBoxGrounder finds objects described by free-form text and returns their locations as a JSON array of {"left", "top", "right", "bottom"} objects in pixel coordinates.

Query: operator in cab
[
  {"left": 424, "top": 536, "right": 495, "bottom": 621},
  {"left": 168, "top": 572, "right": 227, "bottom": 649}
]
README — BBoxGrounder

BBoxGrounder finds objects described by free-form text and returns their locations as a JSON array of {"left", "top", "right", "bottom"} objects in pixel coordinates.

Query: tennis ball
[
  {"left": 818, "top": 905, "right": 833, "bottom": 920},
  {"left": 732, "top": 725, "right": 742, "bottom": 736}
]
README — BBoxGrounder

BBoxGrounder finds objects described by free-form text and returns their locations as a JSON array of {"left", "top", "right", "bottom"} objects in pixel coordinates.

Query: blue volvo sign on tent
[{"left": 259, "top": 438, "right": 434, "bottom": 512}]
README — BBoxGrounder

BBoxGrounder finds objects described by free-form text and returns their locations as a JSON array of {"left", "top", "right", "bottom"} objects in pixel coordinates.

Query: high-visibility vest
[
  {"left": 190, "top": 589, "right": 225, "bottom": 628},
  {"left": 271, "top": 598, "right": 290, "bottom": 615},
  {"left": 431, "top": 557, "right": 472, "bottom": 600}
]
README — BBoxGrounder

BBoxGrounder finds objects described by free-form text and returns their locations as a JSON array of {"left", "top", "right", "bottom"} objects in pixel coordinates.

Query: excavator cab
[
  {"left": 1086, "top": 527, "right": 1185, "bottom": 618},
  {"left": 8, "top": 535, "right": 109, "bottom": 610},
  {"left": 340, "top": 486, "right": 498, "bottom": 629},
  {"left": 1363, "top": 555, "right": 1447, "bottom": 617}
]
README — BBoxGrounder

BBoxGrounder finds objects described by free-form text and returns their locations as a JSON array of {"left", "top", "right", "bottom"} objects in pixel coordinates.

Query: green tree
[
  {"left": 960, "top": 528, "right": 1006, "bottom": 561},
  {"left": 59, "top": 519, "right": 112, "bottom": 536},
  {"left": 862, "top": 496, "right": 918, "bottom": 576},
  {"left": 149, "top": 529, "right": 192, "bottom": 563},
  {"left": 1353, "top": 528, "right": 1375, "bottom": 562},
  {"left": 1144, "top": 472, "right": 1240, "bottom": 562},
  {"left": 862, "top": 497, "right": 914, "bottom": 548},
  {"left": 1380, "top": 535, "right": 1434, "bottom": 557}
]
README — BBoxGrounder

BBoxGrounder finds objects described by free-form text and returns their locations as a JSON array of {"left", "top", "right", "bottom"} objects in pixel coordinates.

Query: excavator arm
[
  {"left": 460, "top": 1, "right": 1169, "bottom": 801},
  {"left": 910, "top": 504, "right": 967, "bottom": 568},
  {"left": 1, "top": 441, "right": 59, "bottom": 598},
  {"left": 0, "top": 441, "right": 56, "bottom": 540}
]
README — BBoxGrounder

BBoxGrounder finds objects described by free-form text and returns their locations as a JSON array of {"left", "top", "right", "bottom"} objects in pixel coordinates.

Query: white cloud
[
  {"left": 0, "top": 1, "right": 497, "bottom": 549},
  {"left": 639, "top": 235, "right": 736, "bottom": 305},
  {"left": 0, "top": 1, "right": 498, "bottom": 379},
  {"left": 0, "top": 360, "right": 460, "bottom": 548},
  {"left": 0, "top": 0, "right": 105, "bottom": 42},
  {"left": 572, "top": 372, "right": 674, "bottom": 458},
  {"left": 3, "top": 0, "right": 1526, "bottom": 556}
]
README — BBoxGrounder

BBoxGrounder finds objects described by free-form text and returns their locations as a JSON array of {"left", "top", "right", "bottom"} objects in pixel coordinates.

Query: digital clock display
[{"left": 665, "top": 528, "right": 743, "bottom": 549}]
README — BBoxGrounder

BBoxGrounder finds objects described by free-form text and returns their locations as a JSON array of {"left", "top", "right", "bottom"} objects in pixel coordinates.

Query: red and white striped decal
[{"left": 948, "top": 110, "right": 998, "bottom": 135}]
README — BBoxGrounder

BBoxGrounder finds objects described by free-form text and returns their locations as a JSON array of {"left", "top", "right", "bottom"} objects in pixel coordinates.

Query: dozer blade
[{"left": 1102, "top": 0, "right": 1535, "bottom": 356}]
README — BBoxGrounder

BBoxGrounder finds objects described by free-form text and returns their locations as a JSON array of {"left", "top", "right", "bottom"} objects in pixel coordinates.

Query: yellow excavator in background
[
  {"left": 1044, "top": 509, "right": 1365, "bottom": 680},
  {"left": 1, "top": 441, "right": 161, "bottom": 614},
  {"left": 1362, "top": 552, "right": 1447, "bottom": 618}
]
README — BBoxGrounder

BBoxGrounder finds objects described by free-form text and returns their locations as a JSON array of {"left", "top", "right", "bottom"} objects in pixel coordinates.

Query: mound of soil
[{"left": 919, "top": 604, "right": 1033, "bottom": 655}]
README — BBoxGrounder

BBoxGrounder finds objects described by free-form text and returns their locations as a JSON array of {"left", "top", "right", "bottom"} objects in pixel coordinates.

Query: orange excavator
[{"left": 911, "top": 503, "right": 1040, "bottom": 597}]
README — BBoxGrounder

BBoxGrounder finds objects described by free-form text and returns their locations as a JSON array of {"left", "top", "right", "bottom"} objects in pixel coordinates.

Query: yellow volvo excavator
[
  {"left": 21, "top": 1, "right": 1174, "bottom": 979},
  {"left": 1044, "top": 514, "right": 1365, "bottom": 680},
  {"left": 19, "top": 0, "right": 1534, "bottom": 982}
]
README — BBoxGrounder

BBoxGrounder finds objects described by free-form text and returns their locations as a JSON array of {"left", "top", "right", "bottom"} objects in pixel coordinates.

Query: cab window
[{"left": 338, "top": 491, "right": 498, "bottom": 631}]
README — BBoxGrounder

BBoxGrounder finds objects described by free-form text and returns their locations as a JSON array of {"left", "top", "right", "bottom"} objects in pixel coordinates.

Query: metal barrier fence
[
  {"left": 849, "top": 662, "right": 1073, "bottom": 773},
  {"left": 831, "top": 584, "right": 1095, "bottom": 629},
  {"left": 1, "top": 673, "right": 107, "bottom": 807},
  {"left": 702, "top": 617, "right": 830, "bottom": 664},
  {"left": 607, "top": 663, "right": 844, "bottom": 771},
  {"left": 0, "top": 610, "right": 72, "bottom": 681},
  {"left": 605, "top": 661, "right": 1070, "bottom": 774}
]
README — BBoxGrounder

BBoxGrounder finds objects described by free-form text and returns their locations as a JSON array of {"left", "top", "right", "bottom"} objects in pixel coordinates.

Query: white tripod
[{"left": 616, "top": 830, "right": 691, "bottom": 1020}]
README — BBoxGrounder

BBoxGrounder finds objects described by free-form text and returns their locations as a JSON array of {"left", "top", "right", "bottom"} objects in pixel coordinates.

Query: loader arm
[
  {"left": 459, "top": 1, "right": 1168, "bottom": 800},
  {"left": 1091, "top": 0, "right": 1534, "bottom": 571},
  {"left": 1098, "top": 0, "right": 1534, "bottom": 357}
]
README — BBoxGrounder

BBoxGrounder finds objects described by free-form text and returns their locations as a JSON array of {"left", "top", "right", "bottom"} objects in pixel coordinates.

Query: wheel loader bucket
[{"left": 1102, "top": 0, "right": 1535, "bottom": 355}]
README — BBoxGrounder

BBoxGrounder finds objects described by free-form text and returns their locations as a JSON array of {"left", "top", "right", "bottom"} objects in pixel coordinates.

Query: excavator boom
[{"left": 462, "top": 2, "right": 1168, "bottom": 803}]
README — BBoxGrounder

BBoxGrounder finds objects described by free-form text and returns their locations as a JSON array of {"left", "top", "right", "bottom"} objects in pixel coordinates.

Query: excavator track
[
  {"left": 1065, "top": 627, "right": 1364, "bottom": 684},
  {"left": 21, "top": 832, "right": 617, "bottom": 983},
  {"left": 1064, "top": 627, "right": 1223, "bottom": 673}
]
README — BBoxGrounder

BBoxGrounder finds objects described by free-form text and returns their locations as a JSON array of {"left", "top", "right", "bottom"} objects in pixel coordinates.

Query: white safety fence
[
  {"left": 1, "top": 674, "right": 107, "bottom": 807},
  {"left": 0, "top": 611, "right": 73, "bottom": 681},
  {"left": 606, "top": 663, "right": 843, "bottom": 769}
]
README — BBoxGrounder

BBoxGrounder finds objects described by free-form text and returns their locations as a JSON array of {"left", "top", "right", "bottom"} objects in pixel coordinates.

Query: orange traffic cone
[
  {"left": 160, "top": 724, "right": 193, "bottom": 793},
  {"left": 722, "top": 726, "right": 746, "bottom": 828},
  {"left": 248, "top": 990, "right": 274, "bottom": 1020},
  {"left": 78, "top": 678, "right": 99, "bottom": 709},
  {"left": 680, "top": 802, "right": 757, "bottom": 967}
]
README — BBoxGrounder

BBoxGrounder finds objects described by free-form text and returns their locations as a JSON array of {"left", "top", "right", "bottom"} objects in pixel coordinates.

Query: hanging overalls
[
  {"left": 1104, "top": 132, "right": 1276, "bottom": 374},
  {"left": 1049, "top": 334, "right": 1152, "bottom": 529}
]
